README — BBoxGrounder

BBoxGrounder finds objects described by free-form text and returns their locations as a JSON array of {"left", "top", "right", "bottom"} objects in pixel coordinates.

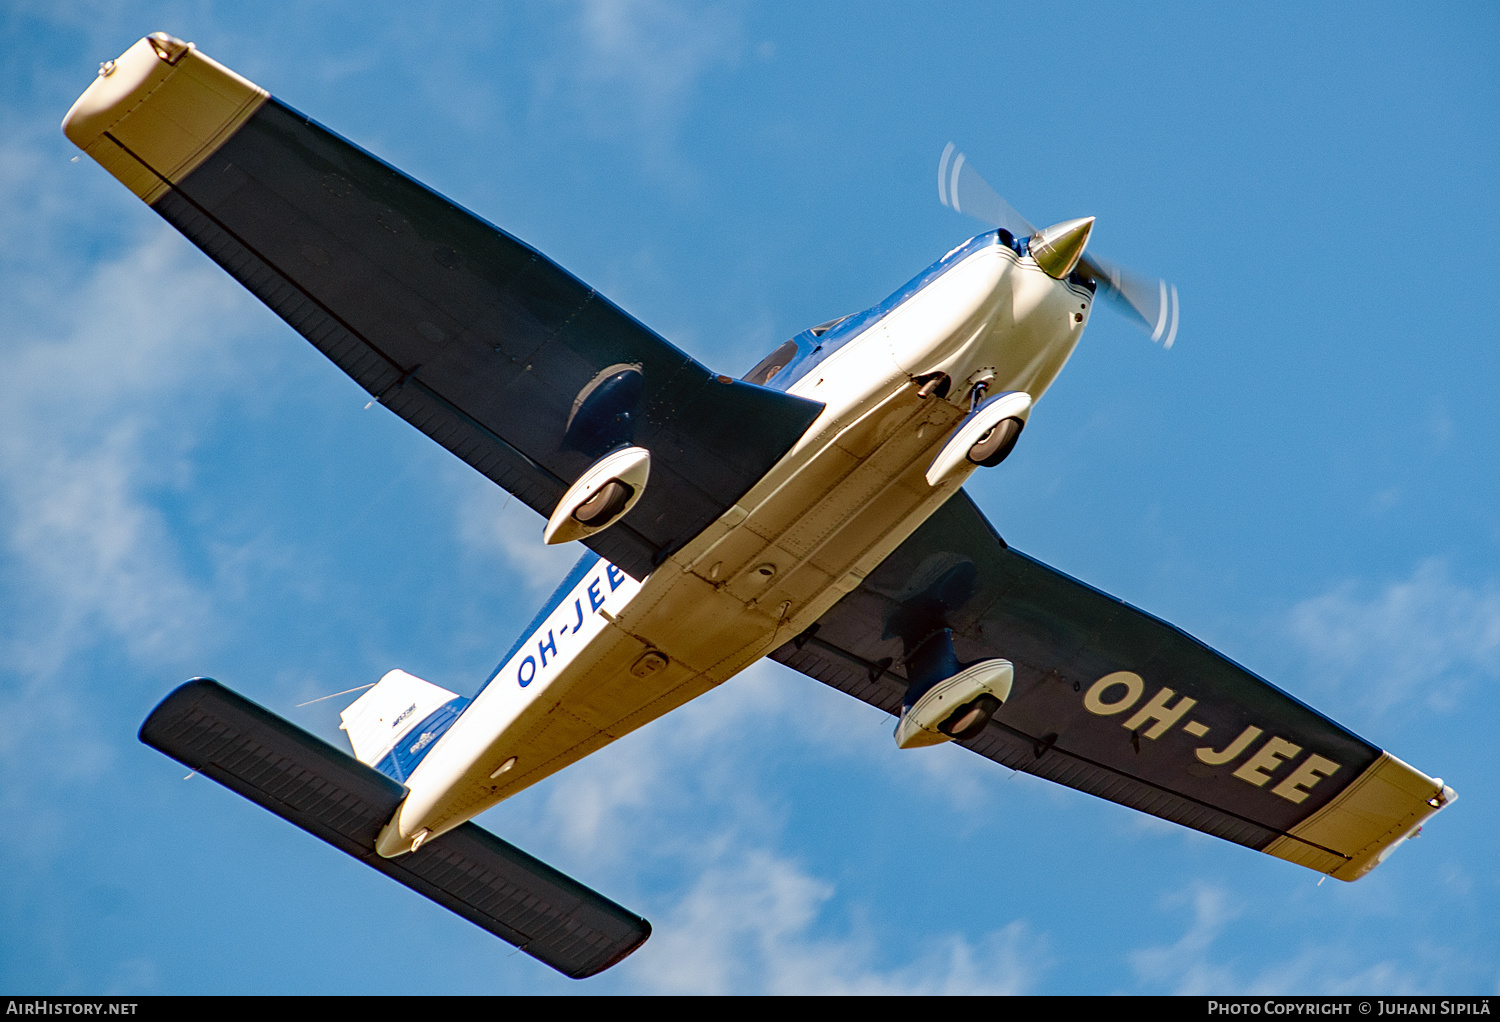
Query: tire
[
  {"left": 572, "top": 480, "right": 633, "bottom": 526},
  {"left": 939, "top": 694, "right": 1002, "bottom": 740},
  {"left": 966, "top": 417, "right": 1024, "bottom": 467}
]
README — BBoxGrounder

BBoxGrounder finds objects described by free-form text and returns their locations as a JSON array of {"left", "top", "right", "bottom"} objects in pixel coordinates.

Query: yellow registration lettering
[
  {"left": 1270, "top": 754, "right": 1342, "bottom": 803},
  {"left": 1232, "top": 736, "right": 1302, "bottom": 787},
  {"left": 1196, "top": 725, "right": 1262, "bottom": 766},
  {"left": 1122, "top": 686, "right": 1198, "bottom": 740},
  {"left": 1083, "top": 672, "right": 1145, "bottom": 715}
]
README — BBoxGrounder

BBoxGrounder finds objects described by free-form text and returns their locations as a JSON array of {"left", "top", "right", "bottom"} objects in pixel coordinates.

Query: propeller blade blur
[
  {"left": 937, "top": 143, "right": 1179, "bottom": 348},
  {"left": 1079, "top": 254, "right": 1180, "bottom": 349},
  {"left": 939, "top": 142, "right": 1035, "bottom": 238}
]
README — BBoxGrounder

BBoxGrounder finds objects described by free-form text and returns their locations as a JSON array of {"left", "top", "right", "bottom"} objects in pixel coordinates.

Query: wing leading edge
[
  {"left": 772, "top": 492, "right": 1453, "bottom": 881},
  {"left": 63, "top": 37, "right": 823, "bottom": 581}
]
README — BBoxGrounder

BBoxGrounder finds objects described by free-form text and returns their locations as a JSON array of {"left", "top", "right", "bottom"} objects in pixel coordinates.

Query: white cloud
[
  {"left": 1252, "top": 952, "right": 1425, "bottom": 997},
  {"left": 574, "top": 0, "right": 738, "bottom": 127},
  {"left": 532, "top": 0, "right": 741, "bottom": 171},
  {"left": 452, "top": 473, "right": 581, "bottom": 595},
  {"left": 1289, "top": 560, "right": 1500, "bottom": 715},
  {"left": 1129, "top": 882, "right": 1445, "bottom": 995},
  {"left": 0, "top": 231, "right": 250, "bottom": 677},
  {"left": 0, "top": 207, "right": 267, "bottom": 839},
  {"left": 1129, "top": 883, "right": 1241, "bottom": 994},
  {"left": 632, "top": 847, "right": 1046, "bottom": 995}
]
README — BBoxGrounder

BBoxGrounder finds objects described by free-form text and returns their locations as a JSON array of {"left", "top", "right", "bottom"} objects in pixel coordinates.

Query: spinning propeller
[{"left": 938, "top": 143, "right": 1180, "bottom": 348}]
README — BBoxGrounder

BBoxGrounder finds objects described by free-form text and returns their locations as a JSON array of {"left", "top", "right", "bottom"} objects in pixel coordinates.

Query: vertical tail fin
[{"left": 339, "top": 669, "right": 468, "bottom": 783}]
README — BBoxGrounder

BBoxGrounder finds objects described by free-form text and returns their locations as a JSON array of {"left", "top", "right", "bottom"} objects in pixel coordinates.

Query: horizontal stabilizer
[{"left": 140, "top": 679, "right": 650, "bottom": 978}]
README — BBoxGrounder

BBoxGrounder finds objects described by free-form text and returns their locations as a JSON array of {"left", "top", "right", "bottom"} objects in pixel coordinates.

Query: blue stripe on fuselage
[
  {"left": 391, "top": 551, "right": 603, "bottom": 773},
  {"left": 473, "top": 549, "right": 601, "bottom": 699},
  {"left": 374, "top": 695, "right": 471, "bottom": 782},
  {"left": 762, "top": 230, "right": 1013, "bottom": 393}
]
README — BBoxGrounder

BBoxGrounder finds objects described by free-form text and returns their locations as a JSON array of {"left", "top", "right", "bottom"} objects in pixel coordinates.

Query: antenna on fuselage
[{"left": 295, "top": 683, "right": 376, "bottom": 707}]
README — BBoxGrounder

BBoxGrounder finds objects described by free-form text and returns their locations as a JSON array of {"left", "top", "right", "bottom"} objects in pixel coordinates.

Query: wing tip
[{"left": 1266, "top": 751, "right": 1454, "bottom": 882}]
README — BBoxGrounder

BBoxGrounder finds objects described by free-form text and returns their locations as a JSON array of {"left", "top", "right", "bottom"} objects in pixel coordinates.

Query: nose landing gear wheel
[{"left": 966, "top": 417, "right": 1024, "bottom": 467}]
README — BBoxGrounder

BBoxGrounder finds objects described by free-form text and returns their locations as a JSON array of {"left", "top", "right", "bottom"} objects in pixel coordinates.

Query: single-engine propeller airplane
[{"left": 65, "top": 34, "right": 1455, "bottom": 980}]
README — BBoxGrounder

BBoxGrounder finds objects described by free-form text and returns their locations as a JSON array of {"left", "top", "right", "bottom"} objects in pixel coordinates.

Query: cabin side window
[{"left": 742, "top": 339, "right": 800, "bottom": 387}]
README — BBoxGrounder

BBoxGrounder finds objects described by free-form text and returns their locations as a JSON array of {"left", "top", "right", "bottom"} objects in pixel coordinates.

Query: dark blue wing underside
[
  {"left": 149, "top": 99, "right": 823, "bottom": 579},
  {"left": 772, "top": 491, "right": 1381, "bottom": 854}
]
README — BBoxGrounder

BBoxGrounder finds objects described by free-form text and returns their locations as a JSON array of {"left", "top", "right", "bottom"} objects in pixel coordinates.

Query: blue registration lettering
[
  {"left": 606, "top": 564, "right": 626, "bottom": 591},
  {"left": 517, "top": 656, "right": 537, "bottom": 687},
  {"left": 538, "top": 629, "right": 558, "bottom": 667},
  {"left": 587, "top": 578, "right": 605, "bottom": 612}
]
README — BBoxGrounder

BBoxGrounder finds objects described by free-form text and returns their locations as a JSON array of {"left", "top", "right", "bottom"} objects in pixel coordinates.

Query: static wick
[
  {"left": 364, "top": 400, "right": 375, "bottom": 410},
  {"left": 183, "top": 771, "right": 196, "bottom": 780},
  {"left": 1317, "top": 876, "right": 1325, "bottom": 886},
  {"left": 296, "top": 683, "right": 376, "bottom": 707}
]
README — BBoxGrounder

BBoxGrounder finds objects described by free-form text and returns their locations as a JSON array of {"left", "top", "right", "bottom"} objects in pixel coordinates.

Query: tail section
[
  {"left": 339, "top": 669, "right": 468, "bottom": 783},
  {"left": 141, "top": 679, "right": 651, "bottom": 978}
]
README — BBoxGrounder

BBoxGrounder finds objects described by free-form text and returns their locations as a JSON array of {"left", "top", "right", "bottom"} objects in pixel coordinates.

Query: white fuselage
[{"left": 376, "top": 234, "right": 1094, "bottom": 856}]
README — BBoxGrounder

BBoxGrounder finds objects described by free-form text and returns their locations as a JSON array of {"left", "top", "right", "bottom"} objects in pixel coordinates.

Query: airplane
[{"left": 63, "top": 33, "right": 1455, "bottom": 980}]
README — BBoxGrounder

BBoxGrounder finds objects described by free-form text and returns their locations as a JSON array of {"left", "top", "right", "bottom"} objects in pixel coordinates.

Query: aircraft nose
[{"left": 1030, "top": 216, "right": 1095, "bottom": 279}]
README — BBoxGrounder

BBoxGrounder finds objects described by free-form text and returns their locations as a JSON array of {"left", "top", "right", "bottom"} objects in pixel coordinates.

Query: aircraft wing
[
  {"left": 771, "top": 492, "right": 1454, "bottom": 881},
  {"left": 140, "top": 679, "right": 650, "bottom": 978},
  {"left": 63, "top": 39, "right": 823, "bottom": 580}
]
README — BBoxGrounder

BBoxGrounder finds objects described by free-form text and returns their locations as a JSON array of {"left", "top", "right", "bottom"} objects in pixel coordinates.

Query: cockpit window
[
  {"left": 809, "top": 315, "right": 849, "bottom": 338},
  {"left": 742, "top": 339, "right": 800, "bottom": 386}
]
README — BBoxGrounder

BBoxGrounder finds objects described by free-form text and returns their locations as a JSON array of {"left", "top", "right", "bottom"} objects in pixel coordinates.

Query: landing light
[{"left": 146, "top": 32, "right": 193, "bottom": 64}]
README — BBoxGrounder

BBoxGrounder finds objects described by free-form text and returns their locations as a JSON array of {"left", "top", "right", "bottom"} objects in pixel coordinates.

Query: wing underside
[
  {"left": 772, "top": 492, "right": 1452, "bottom": 881},
  {"left": 64, "top": 40, "right": 823, "bottom": 580}
]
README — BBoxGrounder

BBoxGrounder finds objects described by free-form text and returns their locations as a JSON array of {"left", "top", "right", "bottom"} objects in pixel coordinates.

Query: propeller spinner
[{"left": 938, "top": 144, "right": 1180, "bottom": 348}]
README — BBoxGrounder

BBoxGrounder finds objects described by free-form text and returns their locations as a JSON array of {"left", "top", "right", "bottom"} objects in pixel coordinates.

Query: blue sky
[{"left": 2, "top": 0, "right": 1497, "bottom": 995}]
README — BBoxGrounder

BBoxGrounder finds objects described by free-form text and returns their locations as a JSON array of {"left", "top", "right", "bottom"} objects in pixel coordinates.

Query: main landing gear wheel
[
  {"left": 939, "top": 694, "right": 1002, "bottom": 741},
  {"left": 573, "top": 480, "right": 633, "bottom": 525},
  {"left": 966, "top": 417, "right": 1024, "bottom": 467}
]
